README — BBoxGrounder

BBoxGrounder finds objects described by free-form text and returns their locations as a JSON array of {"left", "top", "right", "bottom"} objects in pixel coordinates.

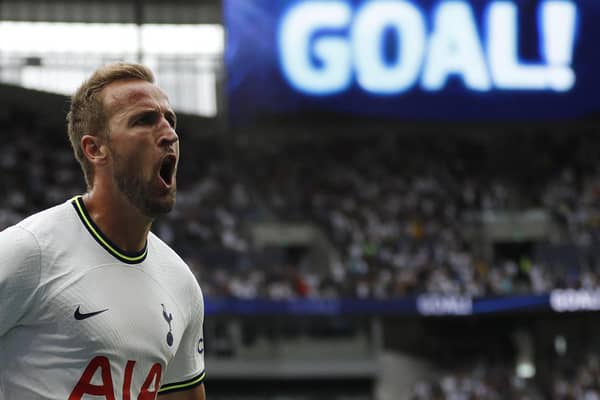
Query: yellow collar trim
[{"left": 71, "top": 195, "right": 147, "bottom": 264}]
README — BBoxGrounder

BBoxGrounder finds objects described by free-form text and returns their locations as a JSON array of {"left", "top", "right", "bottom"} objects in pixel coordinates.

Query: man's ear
[{"left": 81, "top": 135, "right": 109, "bottom": 166}]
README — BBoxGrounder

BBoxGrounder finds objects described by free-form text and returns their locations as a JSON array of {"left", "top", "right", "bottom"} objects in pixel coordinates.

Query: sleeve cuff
[{"left": 158, "top": 369, "right": 206, "bottom": 395}]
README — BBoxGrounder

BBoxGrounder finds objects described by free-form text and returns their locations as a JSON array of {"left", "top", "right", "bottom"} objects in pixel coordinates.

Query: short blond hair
[{"left": 67, "top": 62, "right": 155, "bottom": 189}]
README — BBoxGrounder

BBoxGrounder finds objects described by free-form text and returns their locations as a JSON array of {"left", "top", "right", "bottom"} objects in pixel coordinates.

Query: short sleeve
[
  {"left": 159, "top": 282, "right": 205, "bottom": 394},
  {"left": 0, "top": 226, "right": 42, "bottom": 337}
]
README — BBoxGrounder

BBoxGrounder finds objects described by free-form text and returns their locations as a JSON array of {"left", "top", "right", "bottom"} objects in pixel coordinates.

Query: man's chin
[
  {"left": 144, "top": 192, "right": 176, "bottom": 217},
  {"left": 114, "top": 171, "right": 176, "bottom": 218}
]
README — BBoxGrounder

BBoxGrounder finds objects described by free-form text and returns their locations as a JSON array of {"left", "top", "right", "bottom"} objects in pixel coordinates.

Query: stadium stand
[
  {"left": 2, "top": 98, "right": 599, "bottom": 301},
  {"left": 2, "top": 85, "right": 600, "bottom": 399}
]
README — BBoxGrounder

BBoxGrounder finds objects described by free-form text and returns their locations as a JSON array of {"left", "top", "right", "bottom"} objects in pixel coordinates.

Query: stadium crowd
[
  {"left": 551, "top": 351, "right": 600, "bottom": 400},
  {"left": 411, "top": 361, "right": 543, "bottom": 400},
  {"left": 1, "top": 106, "right": 599, "bottom": 301},
  {"left": 411, "top": 350, "right": 600, "bottom": 400},
  {"left": 180, "top": 132, "right": 600, "bottom": 301},
  {"left": 2, "top": 96, "right": 600, "bottom": 400}
]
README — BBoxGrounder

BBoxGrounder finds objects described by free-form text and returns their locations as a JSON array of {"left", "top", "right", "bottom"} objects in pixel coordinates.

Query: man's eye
[
  {"left": 135, "top": 114, "right": 155, "bottom": 125},
  {"left": 166, "top": 116, "right": 176, "bottom": 128}
]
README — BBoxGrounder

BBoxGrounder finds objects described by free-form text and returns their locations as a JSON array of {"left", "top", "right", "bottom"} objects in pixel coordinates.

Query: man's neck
[{"left": 82, "top": 186, "right": 152, "bottom": 254}]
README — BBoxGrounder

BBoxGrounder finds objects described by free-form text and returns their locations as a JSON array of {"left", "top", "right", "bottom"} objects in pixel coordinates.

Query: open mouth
[{"left": 159, "top": 155, "right": 177, "bottom": 186}]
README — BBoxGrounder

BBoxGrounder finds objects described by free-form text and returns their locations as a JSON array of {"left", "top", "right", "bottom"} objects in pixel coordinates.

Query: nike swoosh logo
[{"left": 74, "top": 305, "right": 109, "bottom": 320}]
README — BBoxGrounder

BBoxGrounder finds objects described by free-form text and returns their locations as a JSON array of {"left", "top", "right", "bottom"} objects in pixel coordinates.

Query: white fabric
[{"left": 0, "top": 199, "right": 205, "bottom": 399}]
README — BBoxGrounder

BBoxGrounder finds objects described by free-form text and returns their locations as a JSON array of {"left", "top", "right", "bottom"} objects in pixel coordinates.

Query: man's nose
[{"left": 158, "top": 122, "right": 178, "bottom": 148}]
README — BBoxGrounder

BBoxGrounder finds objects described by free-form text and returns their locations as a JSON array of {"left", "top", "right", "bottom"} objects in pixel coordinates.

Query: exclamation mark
[{"left": 542, "top": 1, "right": 577, "bottom": 91}]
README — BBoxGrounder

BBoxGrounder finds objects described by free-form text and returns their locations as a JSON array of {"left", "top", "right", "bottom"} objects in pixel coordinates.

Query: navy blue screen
[{"left": 224, "top": 0, "right": 600, "bottom": 125}]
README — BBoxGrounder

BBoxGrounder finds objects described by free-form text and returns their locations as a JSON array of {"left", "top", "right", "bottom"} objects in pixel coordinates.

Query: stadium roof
[{"left": 1, "top": 0, "right": 221, "bottom": 24}]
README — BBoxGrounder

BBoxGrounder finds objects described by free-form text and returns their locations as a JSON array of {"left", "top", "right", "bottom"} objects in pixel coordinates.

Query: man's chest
[
  {"left": 6, "top": 264, "right": 187, "bottom": 399},
  {"left": 45, "top": 266, "right": 183, "bottom": 356}
]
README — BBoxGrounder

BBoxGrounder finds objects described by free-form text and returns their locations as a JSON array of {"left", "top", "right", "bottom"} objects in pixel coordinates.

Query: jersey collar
[{"left": 71, "top": 195, "right": 148, "bottom": 264}]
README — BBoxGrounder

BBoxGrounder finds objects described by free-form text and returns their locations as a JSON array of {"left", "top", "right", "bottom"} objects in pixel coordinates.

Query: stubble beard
[{"left": 111, "top": 147, "right": 176, "bottom": 218}]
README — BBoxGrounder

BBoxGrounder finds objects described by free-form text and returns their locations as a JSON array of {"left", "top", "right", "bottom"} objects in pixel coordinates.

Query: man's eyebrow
[
  {"left": 127, "top": 108, "right": 177, "bottom": 125},
  {"left": 127, "top": 108, "right": 155, "bottom": 119}
]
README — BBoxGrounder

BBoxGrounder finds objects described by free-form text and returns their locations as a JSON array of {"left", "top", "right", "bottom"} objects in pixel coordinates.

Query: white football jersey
[{"left": 0, "top": 196, "right": 205, "bottom": 399}]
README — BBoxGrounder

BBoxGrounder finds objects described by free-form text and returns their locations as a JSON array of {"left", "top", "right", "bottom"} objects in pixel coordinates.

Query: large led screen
[{"left": 225, "top": 0, "right": 600, "bottom": 125}]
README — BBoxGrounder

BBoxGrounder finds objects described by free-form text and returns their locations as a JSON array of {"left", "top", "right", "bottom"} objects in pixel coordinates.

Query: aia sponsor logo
[{"left": 69, "top": 356, "right": 161, "bottom": 400}]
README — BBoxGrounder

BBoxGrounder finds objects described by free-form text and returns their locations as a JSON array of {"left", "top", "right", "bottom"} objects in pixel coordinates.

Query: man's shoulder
[
  {"left": 148, "top": 232, "right": 186, "bottom": 265},
  {"left": 16, "top": 199, "right": 76, "bottom": 235},
  {"left": 2, "top": 199, "right": 80, "bottom": 257},
  {"left": 0, "top": 223, "right": 41, "bottom": 259},
  {"left": 147, "top": 232, "right": 203, "bottom": 302}
]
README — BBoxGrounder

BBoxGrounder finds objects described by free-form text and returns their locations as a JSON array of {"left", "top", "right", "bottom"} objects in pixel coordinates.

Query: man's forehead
[{"left": 102, "top": 80, "right": 172, "bottom": 114}]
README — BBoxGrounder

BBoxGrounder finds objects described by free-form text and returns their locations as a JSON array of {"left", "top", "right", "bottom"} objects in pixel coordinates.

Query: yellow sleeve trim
[{"left": 159, "top": 370, "right": 206, "bottom": 394}]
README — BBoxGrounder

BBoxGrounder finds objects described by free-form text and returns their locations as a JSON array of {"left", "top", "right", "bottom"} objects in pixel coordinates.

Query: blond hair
[{"left": 67, "top": 62, "right": 155, "bottom": 189}]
